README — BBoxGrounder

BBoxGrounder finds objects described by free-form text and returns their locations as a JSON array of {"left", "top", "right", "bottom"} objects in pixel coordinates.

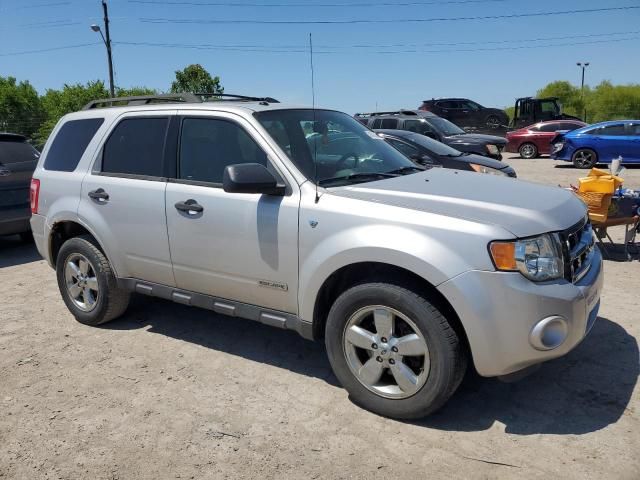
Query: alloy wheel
[
  {"left": 342, "top": 305, "right": 430, "bottom": 399},
  {"left": 574, "top": 150, "right": 594, "bottom": 168},
  {"left": 64, "top": 253, "right": 99, "bottom": 312}
]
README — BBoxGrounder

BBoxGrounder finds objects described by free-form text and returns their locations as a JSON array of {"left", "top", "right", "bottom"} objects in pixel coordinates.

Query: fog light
[{"left": 529, "top": 316, "right": 568, "bottom": 351}]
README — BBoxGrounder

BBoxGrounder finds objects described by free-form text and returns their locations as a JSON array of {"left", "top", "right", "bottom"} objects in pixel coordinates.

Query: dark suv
[
  {"left": 0, "top": 133, "right": 39, "bottom": 239},
  {"left": 355, "top": 110, "right": 507, "bottom": 159},
  {"left": 419, "top": 98, "right": 509, "bottom": 131}
]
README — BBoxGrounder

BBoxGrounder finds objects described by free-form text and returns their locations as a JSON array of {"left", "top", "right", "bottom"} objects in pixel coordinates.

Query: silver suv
[{"left": 30, "top": 94, "right": 603, "bottom": 419}]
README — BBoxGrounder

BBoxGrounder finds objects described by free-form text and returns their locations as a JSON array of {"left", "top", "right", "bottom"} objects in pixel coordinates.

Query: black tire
[
  {"left": 325, "top": 282, "right": 467, "bottom": 419},
  {"left": 518, "top": 142, "right": 538, "bottom": 159},
  {"left": 572, "top": 148, "right": 597, "bottom": 169},
  {"left": 56, "top": 235, "right": 130, "bottom": 326}
]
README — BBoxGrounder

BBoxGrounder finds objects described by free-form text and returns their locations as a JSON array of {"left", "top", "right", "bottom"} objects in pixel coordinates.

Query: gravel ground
[{"left": 1, "top": 155, "right": 639, "bottom": 479}]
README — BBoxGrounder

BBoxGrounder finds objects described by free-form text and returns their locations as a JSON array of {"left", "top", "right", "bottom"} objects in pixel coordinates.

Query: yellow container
[{"left": 578, "top": 168, "right": 623, "bottom": 194}]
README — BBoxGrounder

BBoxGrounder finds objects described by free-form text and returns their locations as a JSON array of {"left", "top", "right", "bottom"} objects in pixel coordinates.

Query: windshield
[
  {"left": 403, "top": 133, "right": 464, "bottom": 156},
  {"left": 427, "top": 117, "right": 465, "bottom": 136},
  {"left": 255, "top": 109, "right": 417, "bottom": 186}
]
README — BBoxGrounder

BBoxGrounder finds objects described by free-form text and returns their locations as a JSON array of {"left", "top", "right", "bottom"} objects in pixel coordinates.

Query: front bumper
[{"left": 438, "top": 248, "right": 603, "bottom": 377}]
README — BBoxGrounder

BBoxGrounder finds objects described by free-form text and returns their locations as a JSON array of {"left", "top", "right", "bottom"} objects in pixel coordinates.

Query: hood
[
  {"left": 329, "top": 169, "right": 586, "bottom": 238},
  {"left": 446, "top": 133, "right": 507, "bottom": 145}
]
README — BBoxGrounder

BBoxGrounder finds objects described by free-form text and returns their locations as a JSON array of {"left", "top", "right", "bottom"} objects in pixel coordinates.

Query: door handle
[
  {"left": 175, "top": 199, "right": 204, "bottom": 215},
  {"left": 88, "top": 188, "right": 109, "bottom": 202}
]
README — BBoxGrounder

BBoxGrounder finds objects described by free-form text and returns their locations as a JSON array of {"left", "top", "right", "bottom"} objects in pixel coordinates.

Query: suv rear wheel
[
  {"left": 56, "top": 235, "right": 130, "bottom": 326},
  {"left": 325, "top": 282, "right": 467, "bottom": 419}
]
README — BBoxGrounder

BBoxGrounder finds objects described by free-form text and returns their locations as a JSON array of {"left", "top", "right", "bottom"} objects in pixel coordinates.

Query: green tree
[
  {"left": 587, "top": 81, "right": 640, "bottom": 123},
  {"left": 170, "top": 64, "right": 223, "bottom": 95},
  {"left": 116, "top": 86, "right": 159, "bottom": 97},
  {"left": 0, "top": 76, "right": 45, "bottom": 138},
  {"left": 36, "top": 80, "right": 109, "bottom": 144}
]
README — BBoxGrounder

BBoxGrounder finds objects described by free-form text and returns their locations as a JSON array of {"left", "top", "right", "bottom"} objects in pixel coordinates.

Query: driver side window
[{"left": 178, "top": 118, "right": 268, "bottom": 185}]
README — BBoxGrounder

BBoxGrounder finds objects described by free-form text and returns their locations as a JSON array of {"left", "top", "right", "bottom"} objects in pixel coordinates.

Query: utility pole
[
  {"left": 92, "top": 1, "right": 115, "bottom": 97},
  {"left": 576, "top": 62, "right": 589, "bottom": 122},
  {"left": 102, "top": 0, "right": 115, "bottom": 97}
]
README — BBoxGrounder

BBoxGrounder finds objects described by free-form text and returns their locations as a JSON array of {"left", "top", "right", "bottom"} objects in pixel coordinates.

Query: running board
[{"left": 117, "top": 278, "right": 313, "bottom": 340}]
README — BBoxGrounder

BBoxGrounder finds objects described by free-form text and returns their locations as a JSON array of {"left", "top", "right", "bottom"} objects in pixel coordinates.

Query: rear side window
[
  {"left": 539, "top": 123, "right": 560, "bottom": 132},
  {"left": 44, "top": 118, "right": 103, "bottom": 171},
  {"left": 0, "top": 141, "right": 40, "bottom": 165},
  {"left": 102, "top": 117, "right": 168, "bottom": 177},
  {"left": 380, "top": 119, "right": 398, "bottom": 129},
  {"left": 371, "top": 119, "right": 383, "bottom": 129}
]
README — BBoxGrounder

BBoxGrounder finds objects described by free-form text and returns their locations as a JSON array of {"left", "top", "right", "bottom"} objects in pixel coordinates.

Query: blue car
[{"left": 550, "top": 120, "right": 640, "bottom": 168}]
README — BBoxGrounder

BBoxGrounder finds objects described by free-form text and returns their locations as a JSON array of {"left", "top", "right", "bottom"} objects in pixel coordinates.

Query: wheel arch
[
  {"left": 308, "top": 261, "right": 470, "bottom": 357},
  {"left": 49, "top": 219, "right": 115, "bottom": 275}
]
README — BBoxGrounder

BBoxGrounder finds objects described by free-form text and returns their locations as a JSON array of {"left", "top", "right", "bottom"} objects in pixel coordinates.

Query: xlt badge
[{"left": 258, "top": 280, "right": 288, "bottom": 291}]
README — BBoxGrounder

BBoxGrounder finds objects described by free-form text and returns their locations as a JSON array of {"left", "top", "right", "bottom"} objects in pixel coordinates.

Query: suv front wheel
[
  {"left": 325, "top": 282, "right": 467, "bottom": 419},
  {"left": 56, "top": 235, "right": 130, "bottom": 326}
]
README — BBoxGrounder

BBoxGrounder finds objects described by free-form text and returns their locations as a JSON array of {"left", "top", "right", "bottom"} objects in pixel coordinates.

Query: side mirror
[
  {"left": 423, "top": 131, "right": 438, "bottom": 140},
  {"left": 411, "top": 154, "right": 433, "bottom": 165},
  {"left": 223, "top": 163, "right": 285, "bottom": 196}
]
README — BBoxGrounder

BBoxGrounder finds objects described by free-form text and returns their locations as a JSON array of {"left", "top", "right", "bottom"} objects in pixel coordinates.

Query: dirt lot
[{"left": 1, "top": 155, "right": 639, "bottom": 480}]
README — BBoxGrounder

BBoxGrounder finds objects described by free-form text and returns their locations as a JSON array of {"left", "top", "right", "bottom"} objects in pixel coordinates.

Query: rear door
[
  {"left": 593, "top": 123, "right": 629, "bottom": 162},
  {"left": 628, "top": 122, "right": 640, "bottom": 162},
  {"left": 0, "top": 137, "right": 39, "bottom": 215},
  {"left": 78, "top": 112, "right": 176, "bottom": 285}
]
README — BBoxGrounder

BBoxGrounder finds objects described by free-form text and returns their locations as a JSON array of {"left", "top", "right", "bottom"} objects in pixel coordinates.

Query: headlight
[
  {"left": 489, "top": 234, "right": 564, "bottom": 281},
  {"left": 469, "top": 163, "right": 508, "bottom": 176},
  {"left": 486, "top": 144, "right": 499, "bottom": 155},
  {"left": 552, "top": 142, "right": 565, "bottom": 153}
]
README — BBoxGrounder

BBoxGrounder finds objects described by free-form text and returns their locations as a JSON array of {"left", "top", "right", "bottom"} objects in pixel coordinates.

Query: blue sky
[{"left": 1, "top": 0, "right": 639, "bottom": 114}]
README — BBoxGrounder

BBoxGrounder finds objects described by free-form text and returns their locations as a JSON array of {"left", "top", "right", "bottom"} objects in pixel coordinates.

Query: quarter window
[
  {"left": 178, "top": 118, "right": 267, "bottom": 184},
  {"left": 102, "top": 117, "right": 168, "bottom": 177},
  {"left": 44, "top": 118, "right": 103, "bottom": 172},
  {"left": 380, "top": 118, "right": 398, "bottom": 129}
]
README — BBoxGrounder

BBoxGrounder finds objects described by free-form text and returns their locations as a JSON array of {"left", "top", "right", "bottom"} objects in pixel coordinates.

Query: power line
[
  {"left": 114, "top": 35, "right": 640, "bottom": 54},
  {"left": 129, "top": 0, "right": 507, "bottom": 7},
  {"left": 139, "top": 5, "right": 640, "bottom": 25},
  {"left": 0, "top": 42, "right": 102, "bottom": 57}
]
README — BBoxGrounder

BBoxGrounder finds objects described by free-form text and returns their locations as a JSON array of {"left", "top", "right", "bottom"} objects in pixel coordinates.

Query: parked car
[
  {"left": 550, "top": 120, "right": 640, "bottom": 168},
  {"left": 376, "top": 129, "right": 516, "bottom": 177},
  {"left": 0, "top": 133, "right": 39, "bottom": 239},
  {"left": 31, "top": 93, "right": 602, "bottom": 419},
  {"left": 506, "top": 120, "right": 587, "bottom": 159},
  {"left": 419, "top": 98, "right": 509, "bottom": 131},
  {"left": 354, "top": 110, "right": 507, "bottom": 160}
]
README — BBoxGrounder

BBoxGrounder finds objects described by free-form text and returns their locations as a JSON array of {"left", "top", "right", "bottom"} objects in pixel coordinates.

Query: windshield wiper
[
  {"left": 318, "top": 172, "right": 398, "bottom": 186},
  {"left": 386, "top": 166, "right": 425, "bottom": 175}
]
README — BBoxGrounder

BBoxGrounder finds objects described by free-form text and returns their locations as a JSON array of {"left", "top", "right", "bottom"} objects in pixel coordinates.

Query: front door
[
  {"left": 78, "top": 113, "right": 175, "bottom": 286},
  {"left": 165, "top": 112, "right": 299, "bottom": 313}
]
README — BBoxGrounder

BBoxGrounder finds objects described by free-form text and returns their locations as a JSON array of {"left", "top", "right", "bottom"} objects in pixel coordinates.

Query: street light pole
[
  {"left": 576, "top": 62, "right": 590, "bottom": 122},
  {"left": 91, "top": 1, "right": 115, "bottom": 97}
]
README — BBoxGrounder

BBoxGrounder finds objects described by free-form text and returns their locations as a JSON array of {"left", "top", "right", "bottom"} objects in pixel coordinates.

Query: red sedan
[{"left": 505, "top": 120, "right": 587, "bottom": 158}]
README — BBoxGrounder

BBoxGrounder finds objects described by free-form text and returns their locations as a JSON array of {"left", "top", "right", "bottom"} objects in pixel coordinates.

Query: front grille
[{"left": 560, "top": 216, "right": 595, "bottom": 283}]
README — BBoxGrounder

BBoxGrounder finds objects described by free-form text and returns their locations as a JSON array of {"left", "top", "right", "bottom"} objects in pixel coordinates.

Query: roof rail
[
  {"left": 194, "top": 93, "right": 280, "bottom": 103},
  {"left": 83, "top": 92, "right": 279, "bottom": 110},
  {"left": 83, "top": 93, "right": 201, "bottom": 110},
  {"left": 354, "top": 109, "right": 419, "bottom": 118}
]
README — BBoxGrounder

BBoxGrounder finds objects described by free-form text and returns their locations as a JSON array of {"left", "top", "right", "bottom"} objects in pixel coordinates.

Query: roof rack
[
  {"left": 83, "top": 92, "right": 280, "bottom": 110},
  {"left": 194, "top": 93, "right": 280, "bottom": 103},
  {"left": 354, "top": 109, "right": 420, "bottom": 118}
]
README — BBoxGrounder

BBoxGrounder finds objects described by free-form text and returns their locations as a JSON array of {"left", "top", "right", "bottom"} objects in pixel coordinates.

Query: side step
[{"left": 119, "top": 278, "right": 313, "bottom": 340}]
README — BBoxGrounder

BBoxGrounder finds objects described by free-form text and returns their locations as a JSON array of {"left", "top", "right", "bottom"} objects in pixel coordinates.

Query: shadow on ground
[
  {"left": 420, "top": 316, "right": 638, "bottom": 435},
  {"left": 0, "top": 235, "right": 41, "bottom": 268},
  {"left": 106, "top": 296, "right": 638, "bottom": 436}
]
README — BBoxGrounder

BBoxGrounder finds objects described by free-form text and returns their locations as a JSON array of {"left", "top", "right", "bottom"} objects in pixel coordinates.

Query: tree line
[
  {"left": 504, "top": 80, "right": 640, "bottom": 124},
  {"left": 0, "top": 64, "right": 223, "bottom": 147}
]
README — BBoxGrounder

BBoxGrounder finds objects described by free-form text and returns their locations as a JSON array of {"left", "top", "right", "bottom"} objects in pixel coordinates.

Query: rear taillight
[{"left": 30, "top": 178, "right": 40, "bottom": 214}]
